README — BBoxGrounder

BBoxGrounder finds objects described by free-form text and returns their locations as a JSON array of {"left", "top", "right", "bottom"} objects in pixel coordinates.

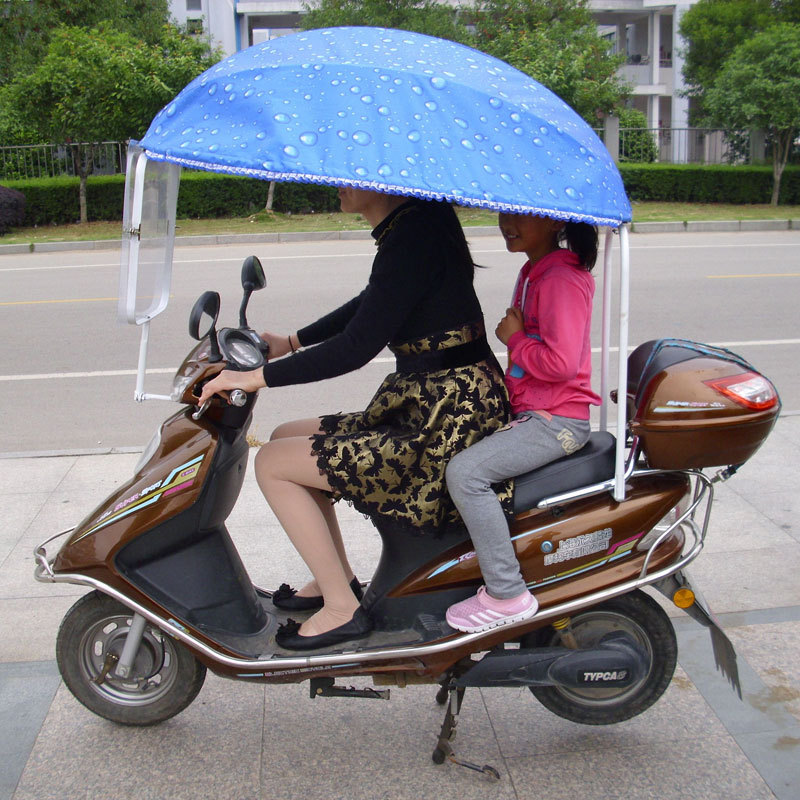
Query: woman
[{"left": 198, "top": 187, "right": 510, "bottom": 651}]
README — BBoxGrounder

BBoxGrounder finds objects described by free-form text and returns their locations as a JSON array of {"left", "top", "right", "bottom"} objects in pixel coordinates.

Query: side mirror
[
  {"left": 239, "top": 255, "right": 266, "bottom": 329},
  {"left": 241, "top": 255, "right": 266, "bottom": 292},
  {"left": 189, "top": 291, "right": 220, "bottom": 339},
  {"left": 188, "top": 291, "right": 222, "bottom": 362}
]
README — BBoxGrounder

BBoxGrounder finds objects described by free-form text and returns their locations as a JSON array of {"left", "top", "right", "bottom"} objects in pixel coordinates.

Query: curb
[
  {"left": 2, "top": 220, "right": 797, "bottom": 256},
  {"left": 0, "top": 225, "right": 497, "bottom": 255},
  {"left": 630, "top": 219, "right": 799, "bottom": 234}
]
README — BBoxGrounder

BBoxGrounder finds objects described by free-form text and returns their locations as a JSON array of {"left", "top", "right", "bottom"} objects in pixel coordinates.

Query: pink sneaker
[{"left": 446, "top": 586, "right": 538, "bottom": 633}]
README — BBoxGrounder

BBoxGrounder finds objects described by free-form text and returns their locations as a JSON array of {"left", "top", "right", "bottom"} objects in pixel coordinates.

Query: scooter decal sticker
[
  {"left": 425, "top": 520, "right": 563, "bottom": 580},
  {"left": 72, "top": 455, "right": 206, "bottom": 541},
  {"left": 543, "top": 528, "right": 612, "bottom": 566},
  {"left": 529, "top": 532, "right": 644, "bottom": 589}
]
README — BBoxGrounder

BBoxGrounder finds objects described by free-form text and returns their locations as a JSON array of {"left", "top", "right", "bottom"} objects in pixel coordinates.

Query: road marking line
[
  {"left": 707, "top": 273, "right": 800, "bottom": 279},
  {"left": 2, "top": 239, "right": 800, "bottom": 272},
  {"left": 1, "top": 297, "right": 118, "bottom": 306},
  {"left": 4, "top": 340, "right": 798, "bottom": 382}
]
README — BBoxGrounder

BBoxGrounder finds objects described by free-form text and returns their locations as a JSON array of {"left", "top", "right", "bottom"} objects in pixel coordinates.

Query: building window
[
  {"left": 186, "top": 18, "right": 203, "bottom": 35},
  {"left": 186, "top": 0, "right": 202, "bottom": 11}
]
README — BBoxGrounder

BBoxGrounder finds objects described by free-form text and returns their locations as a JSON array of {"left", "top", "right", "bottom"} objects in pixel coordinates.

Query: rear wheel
[
  {"left": 56, "top": 591, "right": 206, "bottom": 726},
  {"left": 522, "top": 590, "right": 677, "bottom": 725}
]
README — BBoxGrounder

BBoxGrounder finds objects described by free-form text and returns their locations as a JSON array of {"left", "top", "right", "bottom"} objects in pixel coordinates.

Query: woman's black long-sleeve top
[{"left": 262, "top": 199, "right": 485, "bottom": 387}]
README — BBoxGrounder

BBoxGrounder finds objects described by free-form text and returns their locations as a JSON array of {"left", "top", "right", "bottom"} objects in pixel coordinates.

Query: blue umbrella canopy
[{"left": 139, "top": 26, "right": 631, "bottom": 227}]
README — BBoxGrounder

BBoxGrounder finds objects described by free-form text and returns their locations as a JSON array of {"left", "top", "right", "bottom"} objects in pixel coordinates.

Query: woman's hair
[
  {"left": 430, "top": 200, "right": 476, "bottom": 279},
  {"left": 559, "top": 221, "right": 598, "bottom": 271}
]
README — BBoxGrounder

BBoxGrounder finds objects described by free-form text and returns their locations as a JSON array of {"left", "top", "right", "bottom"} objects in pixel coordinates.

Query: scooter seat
[{"left": 512, "top": 431, "right": 616, "bottom": 513}]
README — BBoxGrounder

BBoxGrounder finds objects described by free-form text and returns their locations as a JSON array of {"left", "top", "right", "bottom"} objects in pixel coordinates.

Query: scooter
[{"left": 35, "top": 255, "right": 781, "bottom": 777}]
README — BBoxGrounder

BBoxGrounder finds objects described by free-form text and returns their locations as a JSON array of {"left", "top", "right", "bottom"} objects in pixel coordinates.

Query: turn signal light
[
  {"left": 704, "top": 372, "right": 779, "bottom": 411},
  {"left": 673, "top": 588, "right": 695, "bottom": 609}
]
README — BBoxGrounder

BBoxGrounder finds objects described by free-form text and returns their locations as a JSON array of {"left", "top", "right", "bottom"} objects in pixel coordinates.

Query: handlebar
[{"left": 191, "top": 388, "right": 248, "bottom": 420}]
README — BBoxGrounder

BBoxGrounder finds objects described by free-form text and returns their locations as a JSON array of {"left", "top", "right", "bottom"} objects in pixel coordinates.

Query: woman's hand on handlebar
[
  {"left": 197, "top": 368, "right": 266, "bottom": 407},
  {"left": 260, "top": 331, "right": 293, "bottom": 359}
]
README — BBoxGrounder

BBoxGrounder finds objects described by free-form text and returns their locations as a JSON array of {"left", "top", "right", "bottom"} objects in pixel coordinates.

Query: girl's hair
[{"left": 559, "top": 222, "right": 598, "bottom": 271}]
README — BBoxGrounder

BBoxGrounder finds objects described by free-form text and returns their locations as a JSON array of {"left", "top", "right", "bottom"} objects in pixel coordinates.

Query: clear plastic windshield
[{"left": 118, "top": 145, "right": 180, "bottom": 325}]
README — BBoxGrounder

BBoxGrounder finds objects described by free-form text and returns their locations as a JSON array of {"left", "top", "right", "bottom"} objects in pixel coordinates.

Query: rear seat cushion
[{"left": 512, "top": 431, "right": 616, "bottom": 514}]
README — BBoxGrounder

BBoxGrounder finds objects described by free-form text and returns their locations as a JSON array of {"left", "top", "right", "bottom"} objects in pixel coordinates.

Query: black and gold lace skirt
[{"left": 312, "top": 323, "right": 513, "bottom": 532}]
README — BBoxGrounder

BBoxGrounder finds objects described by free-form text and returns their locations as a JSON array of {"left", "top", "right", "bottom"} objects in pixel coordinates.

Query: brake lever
[{"left": 192, "top": 400, "right": 210, "bottom": 420}]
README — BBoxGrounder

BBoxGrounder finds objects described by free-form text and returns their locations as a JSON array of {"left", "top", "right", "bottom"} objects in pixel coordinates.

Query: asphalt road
[{"left": 1, "top": 229, "right": 798, "bottom": 454}]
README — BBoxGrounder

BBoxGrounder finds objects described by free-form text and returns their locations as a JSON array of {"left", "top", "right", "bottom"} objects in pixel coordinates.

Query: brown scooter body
[{"left": 34, "top": 263, "right": 781, "bottom": 770}]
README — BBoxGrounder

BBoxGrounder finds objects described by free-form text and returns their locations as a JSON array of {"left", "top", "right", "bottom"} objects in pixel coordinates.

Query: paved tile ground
[{"left": 1, "top": 416, "right": 799, "bottom": 799}]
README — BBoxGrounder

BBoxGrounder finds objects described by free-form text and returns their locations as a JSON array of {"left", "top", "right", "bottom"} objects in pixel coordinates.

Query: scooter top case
[{"left": 627, "top": 338, "right": 780, "bottom": 470}]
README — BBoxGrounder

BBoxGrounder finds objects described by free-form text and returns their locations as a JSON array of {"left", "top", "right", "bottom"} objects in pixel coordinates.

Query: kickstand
[{"left": 431, "top": 685, "right": 500, "bottom": 781}]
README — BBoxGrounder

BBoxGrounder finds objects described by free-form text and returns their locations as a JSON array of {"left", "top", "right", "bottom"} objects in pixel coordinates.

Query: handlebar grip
[{"left": 229, "top": 389, "right": 247, "bottom": 407}]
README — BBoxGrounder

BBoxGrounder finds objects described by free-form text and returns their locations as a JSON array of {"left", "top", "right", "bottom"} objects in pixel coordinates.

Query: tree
[
  {"left": 0, "top": 0, "right": 171, "bottom": 86},
  {"left": 0, "top": 24, "right": 220, "bottom": 222},
  {"left": 471, "top": 0, "right": 628, "bottom": 122},
  {"left": 678, "top": 0, "right": 797, "bottom": 121},
  {"left": 704, "top": 24, "right": 800, "bottom": 204},
  {"left": 301, "top": 0, "right": 472, "bottom": 44},
  {"left": 616, "top": 108, "right": 658, "bottom": 163}
]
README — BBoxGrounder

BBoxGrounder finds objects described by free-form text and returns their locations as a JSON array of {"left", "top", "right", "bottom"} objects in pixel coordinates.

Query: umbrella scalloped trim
[{"left": 144, "top": 149, "right": 627, "bottom": 229}]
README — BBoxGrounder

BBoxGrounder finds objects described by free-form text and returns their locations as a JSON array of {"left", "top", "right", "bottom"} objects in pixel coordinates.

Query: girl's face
[{"left": 498, "top": 212, "right": 563, "bottom": 262}]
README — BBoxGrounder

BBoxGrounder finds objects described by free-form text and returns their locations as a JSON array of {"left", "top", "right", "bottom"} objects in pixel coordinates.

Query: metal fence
[
  {"left": 0, "top": 142, "right": 129, "bottom": 181},
  {"left": 613, "top": 128, "right": 751, "bottom": 165},
  {"left": 0, "top": 130, "right": 759, "bottom": 180}
]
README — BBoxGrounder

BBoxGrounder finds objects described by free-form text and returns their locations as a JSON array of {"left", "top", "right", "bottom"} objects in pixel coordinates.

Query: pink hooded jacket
[{"left": 505, "top": 248, "right": 601, "bottom": 419}]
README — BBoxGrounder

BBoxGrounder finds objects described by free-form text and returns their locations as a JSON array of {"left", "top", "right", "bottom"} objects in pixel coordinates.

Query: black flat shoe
[
  {"left": 272, "top": 576, "right": 363, "bottom": 611},
  {"left": 275, "top": 607, "right": 373, "bottom": 651}
]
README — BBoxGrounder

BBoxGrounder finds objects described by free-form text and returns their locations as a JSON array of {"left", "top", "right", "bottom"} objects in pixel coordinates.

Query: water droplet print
[{"left": 139, "top": 26, "right": 630, "bottom": 226}]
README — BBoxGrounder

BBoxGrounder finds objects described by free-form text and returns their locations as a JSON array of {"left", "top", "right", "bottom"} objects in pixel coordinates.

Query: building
[{"left": 169, "top": 0, "right": 697, "bottom": 139}]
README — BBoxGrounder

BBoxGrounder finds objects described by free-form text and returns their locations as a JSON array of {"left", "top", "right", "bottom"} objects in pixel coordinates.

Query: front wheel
[
  {"left": 522, "top": 590, "right": 677, "bottom": 725},
  {"left": 56, "top": 591, "right": 206, "bottom": 726}
]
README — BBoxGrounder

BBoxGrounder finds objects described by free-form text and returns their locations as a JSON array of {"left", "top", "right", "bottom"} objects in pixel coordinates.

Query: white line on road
[
  {"left": 2, "top": 239, "right": 800, "bottom": 273},
  {"left": 4, "top": 339, "right": 799, "bottom": 382}
]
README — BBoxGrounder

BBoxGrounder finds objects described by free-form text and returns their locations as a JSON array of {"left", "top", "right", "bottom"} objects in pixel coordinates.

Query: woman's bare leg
[
  {"left": 268, "top": 419, "right": 355, "bottom": 596},
  {"left": 255, "top": 435, "right": 359, "bottom": 636}
]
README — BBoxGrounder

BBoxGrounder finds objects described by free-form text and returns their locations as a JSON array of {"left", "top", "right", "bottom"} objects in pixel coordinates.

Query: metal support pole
[
  {"left": 614, "top": 224, "right": 631, "bottom": 501},
  {"left": 600, "top": 228, "right": 614, "bottom": 433}
]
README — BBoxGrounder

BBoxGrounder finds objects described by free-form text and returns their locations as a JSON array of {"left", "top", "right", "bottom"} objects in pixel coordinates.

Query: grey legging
[{"left": 446, "top": 412, "right": 590, "bottom": 598}]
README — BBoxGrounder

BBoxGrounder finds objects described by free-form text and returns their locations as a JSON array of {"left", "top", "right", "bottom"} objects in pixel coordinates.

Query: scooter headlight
[{"left": 135, "top": 427, "right": 162, "bottom": 474}]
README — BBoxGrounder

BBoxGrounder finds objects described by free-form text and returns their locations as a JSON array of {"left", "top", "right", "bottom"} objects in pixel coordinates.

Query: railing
[
  {"left": 0, "top": 142, "right": 129, "bottom": 181},
  {"left": 0, "top": 130, "right": 758, "bottom": 179},
  {"left": 601, "top": 127, "right": 752, "bottom": 165}
]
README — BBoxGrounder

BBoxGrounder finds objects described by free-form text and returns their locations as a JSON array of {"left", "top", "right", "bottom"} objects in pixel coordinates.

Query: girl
[{"left": 445, "top": 212, "right": 600, "bottom": 633}]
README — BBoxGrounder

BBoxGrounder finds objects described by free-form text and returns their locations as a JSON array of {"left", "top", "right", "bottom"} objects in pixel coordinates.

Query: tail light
[{"left": 703, "top": 372, "right": 779, "bottom": 411}]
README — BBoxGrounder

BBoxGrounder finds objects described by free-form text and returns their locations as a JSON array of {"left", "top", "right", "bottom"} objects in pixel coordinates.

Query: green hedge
[
  {"left": 5, "top": 164, "right": 800, "bottom": 227},
  {"left": 4, "top": 171, "right": 340, "bottom": 226},
  {"left": 619, "top": 164, "right": 800, "bottom": 204}
]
